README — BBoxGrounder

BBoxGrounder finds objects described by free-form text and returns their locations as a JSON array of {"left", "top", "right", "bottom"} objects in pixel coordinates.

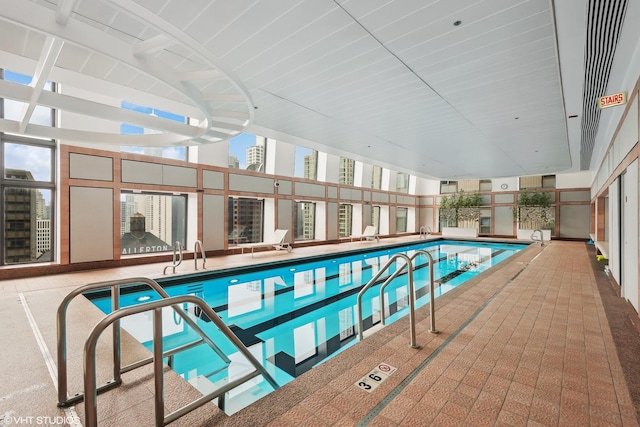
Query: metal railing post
[
  {"left": 194, "top": 240, "right": 206, "bottom": 270},
  {"left": 153, "top": 308, "right": 165, "bottom": 427}
]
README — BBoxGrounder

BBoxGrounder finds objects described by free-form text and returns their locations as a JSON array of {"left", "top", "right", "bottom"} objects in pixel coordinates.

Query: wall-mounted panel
[
  {"left": 70, "top": 187, "right": 113, "bottom": 262},
  {"left": 371, "top": 192, "right": 389, "bottom": 203},
  {"left": 121, "top": 160, "right": 162, "bottom": 184},
  {"left": 397, "top": 195, "right": 415, "bottom": 205},
  {"left": 494, "top": 206, "right": 514, "bottom": 235},
  {"left": 202, "top": 170, "right": 224, "bottom": 189},
  {"left": 559, "top": 205, "right": 590, "bottom": 239},
  {"left": 559, "top": 191, "right": 591, "bottom": 202},
  {"left": 228, "top": 174, "right": 275, "bottom": 194},
  {"left": 327, "top": 202, "right": 338, "bottom": 240},
  {"left": 327, "top": 186, "right": 338, "bottom": 199},
  {"left": 276, "top": 180, "right": 292, "bottom": 196},
  {"left": 340, "top": 187, "right": 362, "bottom": 201},
  {"left": 495, "top": 194, "right": 514, "bottom": 204},
  {"left": 295, "top": 182, "right": 325, "bottom": 198},
  {"left": 202, "top": 194, "right": 225, "bottom": 250},
  {"left": 162, "top": 165, "right": 197, "bottom": 187},
  {"left": 278, "top": 199, "right": 292, "bottom": 237},
  {"left": 70, "top": 153, "right": 113, "bottom": 181}
]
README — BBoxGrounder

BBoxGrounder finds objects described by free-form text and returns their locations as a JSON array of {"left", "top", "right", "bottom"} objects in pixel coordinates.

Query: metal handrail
[
  {"left": 357, "top": 251, "right": 440, "bottom": 349},
  {"left": 379, "top": 250, "right": 439, "bottom": 335},
  {"left": 419, "top": 226, "right": 432, "bottom": 239},
  {"left": 56, "top": 277, "right": 230, "bottom": 407},
  {"left": 531, "top": 229, "right": 544, "bottom": 245},
  {"left": 194, "top": 240, "right": 206, "bottom": 270},
  {"left": 357, "top": 253, "right": 420, "bottom": 348},
  {"left": 84, "top": 295, "right": 280, "bottom": 427},
  {"left": 163, "top": 241, "right": 183, "bottom": 274}
]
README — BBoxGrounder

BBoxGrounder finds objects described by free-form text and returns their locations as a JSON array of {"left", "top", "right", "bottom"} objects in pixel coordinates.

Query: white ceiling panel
[{"left": 1, "top": 0, "right": 632, "bottom": 179}]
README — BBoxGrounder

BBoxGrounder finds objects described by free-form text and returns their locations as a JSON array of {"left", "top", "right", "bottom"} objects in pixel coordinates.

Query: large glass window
[
  {"left": 294, "top": 201, "right": 315, "bottom": 241},
  {"left": 339, "top": 204, "right": 352, "bottom": 237},
  {"left": 229, "top": 133, "right": 266, "bottom": 172},
  {"left": 228, "top": 197, "right": 263, "bottom": 245},
  {"left": 396, "top": 207, "right": 408, "bottom": 232},
  {"left": 1, "top": 69, "right": 55, "bottom": 265},
  {"left": 295, "top": 147, "right": 317, "bottom": 179},
  {"left": 120, "top": 192, "right": 186, "bottom": 255},
  {"left": 371, "top": 165, "right": 382, "bottom": 189},
  {"left": 120, "top": 101, "right": 187, "bottom": 161},
  {"left": 371, "top": 206, "right": 380, "bottom": 233},
  {"left": 440, "top": 180, "right": 458, "bottom": 194},
  {"left": 397, "top": 173, "right": 410, "bottom": 193},
  {"left": 339, "top": 157, "right": 354, "bottom": 185}
]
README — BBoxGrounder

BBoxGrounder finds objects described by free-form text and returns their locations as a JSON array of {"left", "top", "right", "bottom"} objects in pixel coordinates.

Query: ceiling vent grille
[{"left": 580, "top": 0, "right": 628, "bottom": 170}]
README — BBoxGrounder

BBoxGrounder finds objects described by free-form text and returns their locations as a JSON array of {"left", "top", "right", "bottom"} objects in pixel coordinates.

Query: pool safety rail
[
  {"left": 419, "top": 226, "right": 432, "bottom": 239},
  {"left": 56, "top": 277, "right": 279, "bottom": 426},
  {"left": 163, "top": 241, "right": 184, "bottom": 274},
  {"left": 194, "top": 239, "right": 206, "bottom": 270},
  {"left": 356, "top": 250, "right": 439, "bottom": 349},
  {"left": 531, "top": 229, "right": 545, "bottom": 245}
]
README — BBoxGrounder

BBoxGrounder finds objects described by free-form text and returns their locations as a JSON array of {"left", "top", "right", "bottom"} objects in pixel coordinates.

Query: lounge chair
[
  {"left": 239, "top": 229, "right": 292, "bottom": 256},
  {"left": 351, "top": 225, "right": 379, "bottom": 242}
]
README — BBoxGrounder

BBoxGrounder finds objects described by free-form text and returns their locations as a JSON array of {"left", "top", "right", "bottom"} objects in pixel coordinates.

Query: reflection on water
[{"left": 88, "top": 240, "right": 526, "bottom": 414}]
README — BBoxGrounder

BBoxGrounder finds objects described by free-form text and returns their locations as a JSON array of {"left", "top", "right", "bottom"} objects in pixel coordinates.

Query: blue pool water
[{"left": 86, "top": 239, "right": 527, "bottom": 414}]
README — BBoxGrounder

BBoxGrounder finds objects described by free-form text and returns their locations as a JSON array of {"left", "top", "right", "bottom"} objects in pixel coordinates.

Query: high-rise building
[
  {"left": 4, "top": 169, "right": 37, "bottom": 263},
  {"left": 246, "top": 136, "right": 266, "bottom": 171},
  {"left": 303, "top": 152, "right": 317, "bottom": 179},
  {"left": 339, "top": 157, "right": 354, "bottom": 185},
  {"left": 228, "top": 155, "right": 239, "bottom": 169}
]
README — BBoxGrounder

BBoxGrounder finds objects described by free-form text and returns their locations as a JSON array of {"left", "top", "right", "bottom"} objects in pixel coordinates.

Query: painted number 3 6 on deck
[{"left": 355, "top": 363, "right": 397, "bottom": 393}]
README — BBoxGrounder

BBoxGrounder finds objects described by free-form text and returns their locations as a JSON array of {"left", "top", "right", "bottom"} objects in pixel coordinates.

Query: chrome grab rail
[
  {"left": 194, "top": 240, "right": 206, "bottom": 270},
  {"left": 419, "top": 226, "right": 432, "bottom": 239},
  {"left": 84, "top": 295, "right": 280, "bottom": 427},
  {"left": 357, "top": 251, "right": 440, "bottom": 349},
  {"left": 357, "top": 254, "right": 420, "bottom": 348},
  {"left": 56, "top": 277, "right": 230, "bottom": 407},
  {"left": 531, "top": 229, "right": 544, "bottom": 245},
  {"left": 379, "top": 250, "right": 439, "bottom": 335},
  {"left": 163, "top": 241, "right": 183, "bottom": 274}
]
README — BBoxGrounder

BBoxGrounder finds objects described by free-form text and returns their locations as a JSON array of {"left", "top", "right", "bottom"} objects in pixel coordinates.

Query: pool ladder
[
  {"left": 56, "top": 277, "right": 279, "bottom": 427},
  {"left": 356, "top": 250, "right": 439, "bottom": 349},
  {"left": 163, "top": 241, "right": 183, "bottom": 274},
  {"left": 531, "top": 229, "right": 545, "bottom": 246},
  {"left": 419, "top": 225, "right": 432, "bottom": 239}
]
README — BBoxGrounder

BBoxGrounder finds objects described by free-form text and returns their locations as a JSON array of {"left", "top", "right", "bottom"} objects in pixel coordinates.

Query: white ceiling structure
[{"left": 0, "top": 0, "right": 638, "bottom": 180}]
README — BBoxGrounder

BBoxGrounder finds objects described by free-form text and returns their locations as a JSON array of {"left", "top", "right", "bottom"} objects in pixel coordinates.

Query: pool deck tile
[{"left": 0, "top": 238, "right": 639, "bottom": 426}]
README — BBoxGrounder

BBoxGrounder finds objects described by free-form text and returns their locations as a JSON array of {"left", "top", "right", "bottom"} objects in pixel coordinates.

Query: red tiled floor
[{"left": 1, "top": 239, "right": 638, "bottom": 426}]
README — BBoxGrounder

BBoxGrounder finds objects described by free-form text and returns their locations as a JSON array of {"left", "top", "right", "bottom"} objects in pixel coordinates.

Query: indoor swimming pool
[{"left": 86, "top": 239, "right": 527, "bottom": 414}]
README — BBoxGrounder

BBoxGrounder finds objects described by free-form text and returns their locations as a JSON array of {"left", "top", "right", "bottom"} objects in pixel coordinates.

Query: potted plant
[
  {"left": 514, "top": 190, "right": 554, "bottom": 240},
  {"left": 440, "top": 192, "right": 481, "bottom": 237}
]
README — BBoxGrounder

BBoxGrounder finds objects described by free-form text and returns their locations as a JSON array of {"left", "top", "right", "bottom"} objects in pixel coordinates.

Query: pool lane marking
[
  {"left": 356, "top": 245, "right": 548, "bottom": 426},
  {"left": 19, "top": 293, "right": 83, "bottom": 427}
]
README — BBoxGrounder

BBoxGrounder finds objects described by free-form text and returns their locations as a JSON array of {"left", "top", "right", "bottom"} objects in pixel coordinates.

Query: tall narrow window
[
  {"left": 1, "top": 69, "right": 56, "bottom": 265},
  {"left": 295, "top": 147, "right": 317, "bottom": 179},
  {"left": 227, "top": 197, "right": 263, "bottom": 245},
  {"left": 396, "top": 207, "right": 408, "bottom": 232},
  {"left": 396, "top": 173, "right": 410, "bottom": 193},
  {"left": 371, "top": 165, "right": 382, "bottom": 189},
  {"left": 120, "top": 192, "right": 186, "bottom": 255},
  {"left": 339, "top": 157, "right": 355, "bottom": 185},
  {"left": 371, "top": 206, "right": 381, "bottom": 233},
  {"left": 229, "top": 133, "right": 266, "bottom": 172},
  {"left": 120, "top": 101, "right": 187, "bottom": 161},
  {"left": 294, "top": 201, "right": 315, "bottom": 240},
  {"left": 339, "top": 204, "right": 353, "bottom": 237}
]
